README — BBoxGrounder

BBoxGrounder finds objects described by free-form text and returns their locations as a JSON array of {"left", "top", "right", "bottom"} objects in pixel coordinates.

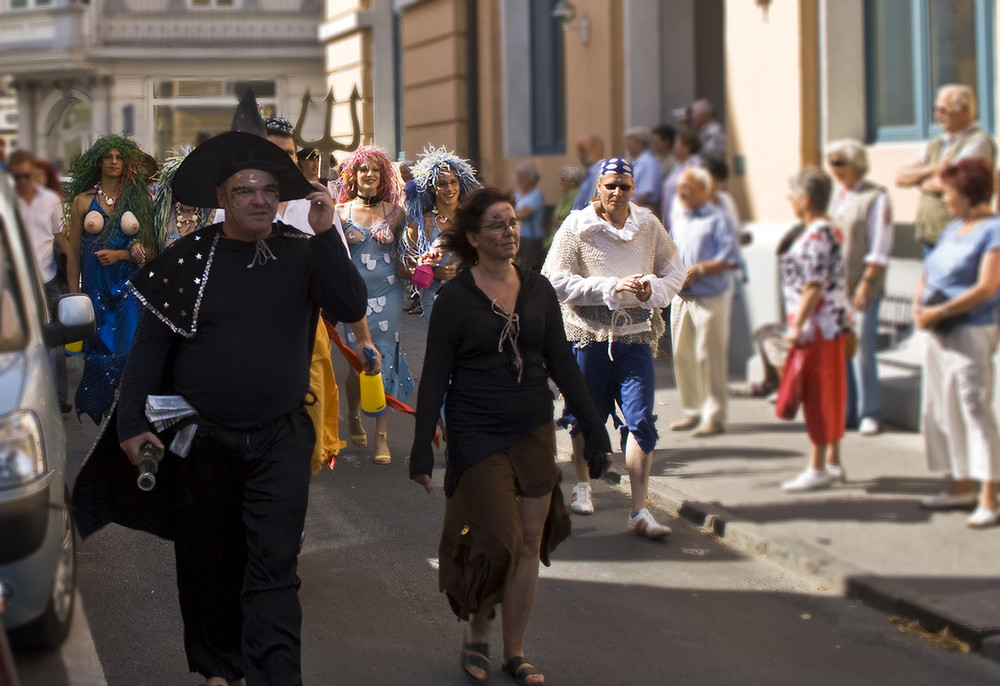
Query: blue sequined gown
[
  {"left": 342, "top": 216, "right": 414, "bottom": 402},
  {"left": 76, "top": 198, "right": 141, "bottom": 423}
]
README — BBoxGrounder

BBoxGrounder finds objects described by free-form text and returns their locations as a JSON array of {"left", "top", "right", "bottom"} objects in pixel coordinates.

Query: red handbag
[{"left": 775, "top": 345, "right": 806, "bottom": 420}]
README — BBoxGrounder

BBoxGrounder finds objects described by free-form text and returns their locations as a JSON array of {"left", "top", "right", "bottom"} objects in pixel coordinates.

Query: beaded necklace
[{"left": 95, "top": 182, "right": 123, "bottom": 207}]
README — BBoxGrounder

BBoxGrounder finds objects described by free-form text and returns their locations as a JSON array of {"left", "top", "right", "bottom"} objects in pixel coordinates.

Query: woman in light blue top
[
  {"left": 335, "top": 145, "right": 414, "bottom": 464},
  {"left": 913, "top": 158, "right": 1000, "bottom": 528}
]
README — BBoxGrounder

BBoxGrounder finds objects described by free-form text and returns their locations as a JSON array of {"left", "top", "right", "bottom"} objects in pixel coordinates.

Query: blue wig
[{"left": 401, "top": 145, "right": 479, "bottom": 261}]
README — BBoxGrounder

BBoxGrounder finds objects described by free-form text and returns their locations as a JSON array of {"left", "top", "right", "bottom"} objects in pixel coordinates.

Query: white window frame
[
  {"left": 5, "top": 0, "right": 54, "bottom": 11},
  {"left": 149, "top": 78, "right": 278, "bottom": 158}
]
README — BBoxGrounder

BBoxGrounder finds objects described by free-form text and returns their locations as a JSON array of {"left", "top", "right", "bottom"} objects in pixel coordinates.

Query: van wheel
[{"left": 9, "top": 486, "right": 76, "bottom": 651}]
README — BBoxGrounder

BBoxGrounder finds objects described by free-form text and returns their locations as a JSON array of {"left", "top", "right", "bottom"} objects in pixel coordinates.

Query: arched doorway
[
  {"left": 57, "top": 100, "right": 92, "bottom": 168},
  {"left": 39, "top": 89, "right": 93, "bottom": 169}
]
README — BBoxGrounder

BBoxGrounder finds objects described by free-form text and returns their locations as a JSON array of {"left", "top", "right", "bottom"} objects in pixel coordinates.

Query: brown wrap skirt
[{"left": 437, "top": 422, "right": 570, "bottom": 621}]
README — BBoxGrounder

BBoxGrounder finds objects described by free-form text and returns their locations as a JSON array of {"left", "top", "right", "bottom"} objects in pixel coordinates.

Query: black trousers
[{"left": 173, "top": 408, "right": 314, "bottom": 686}]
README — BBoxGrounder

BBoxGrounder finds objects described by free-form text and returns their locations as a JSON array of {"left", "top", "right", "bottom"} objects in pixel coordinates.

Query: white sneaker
[
  {"left": 782, "top": 468, "right": 831, "bottom": 493},
  {"left": 569, "top": 482, "right": 594, "bottom": 514},
  {"left": 670, "top": 415, "right": 700, "bottom": 431},
  {"left": 825, "top": 463, "right": 846, "bottom": 483},
  {"left": 858, "top": 418, "right": 881, "bottom": 436},
  {"left": 967, "top": 505, "right": 1000, "bottom": 529},
  {"left": 628, "top": 508, "right": 672, "bottom": 539}
]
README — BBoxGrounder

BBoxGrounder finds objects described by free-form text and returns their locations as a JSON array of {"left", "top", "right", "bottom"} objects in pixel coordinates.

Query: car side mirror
[{"left": 46, "top": 293, "right": 96, "bottom": 347}]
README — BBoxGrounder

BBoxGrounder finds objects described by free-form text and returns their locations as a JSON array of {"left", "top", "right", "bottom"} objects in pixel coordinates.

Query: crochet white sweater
[{"left": 542, "top": 203, "right": 685, "bottom": 346}]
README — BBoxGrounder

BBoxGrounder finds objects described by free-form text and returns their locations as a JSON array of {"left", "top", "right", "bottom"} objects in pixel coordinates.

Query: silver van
[{"left": 0, "top": 171, "right": 95, "bottom": 650}]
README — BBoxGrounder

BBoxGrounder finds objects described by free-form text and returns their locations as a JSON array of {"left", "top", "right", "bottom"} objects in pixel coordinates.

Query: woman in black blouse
[{"left": 409, "top": 187, "right": 610, "bottom": 685}]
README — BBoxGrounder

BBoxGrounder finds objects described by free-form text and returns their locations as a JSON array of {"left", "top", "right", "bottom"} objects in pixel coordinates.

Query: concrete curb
[{"left": 607, "top": 467, "right": 1000, "bottom": 663}]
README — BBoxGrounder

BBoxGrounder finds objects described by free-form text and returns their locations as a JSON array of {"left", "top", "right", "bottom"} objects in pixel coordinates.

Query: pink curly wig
[{"left": 336, "top": 145, "right": 403, "bottom": 207}]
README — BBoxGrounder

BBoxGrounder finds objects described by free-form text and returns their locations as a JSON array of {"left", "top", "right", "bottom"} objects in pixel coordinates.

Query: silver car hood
[{"left": 0, "top": 351, "right": 26, "bottom": 416}]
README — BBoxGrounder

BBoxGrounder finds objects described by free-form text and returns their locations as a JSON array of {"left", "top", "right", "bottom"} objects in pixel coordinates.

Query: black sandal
[
  {"left": 462, "top": 641, "right": 490, "bottom": 684},
  {"left": 503, "top": 656, "right": 544, "bottom": 685}
]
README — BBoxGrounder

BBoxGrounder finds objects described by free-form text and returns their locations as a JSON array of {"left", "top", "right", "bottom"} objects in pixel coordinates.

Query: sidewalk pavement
[{"left": 553, "top": 355, "right": 1000, "bottom": 663}]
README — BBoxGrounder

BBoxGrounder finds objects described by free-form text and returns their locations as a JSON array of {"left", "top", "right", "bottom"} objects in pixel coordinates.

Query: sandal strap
[
  {"left": 462, "top": 642, "right": 490, "bottom": 682},
  {"left": 503, "top": 656, "right": 542, "bottom": 683},
  {"left": 464, "top": 642, "right": 489, "bottom": 659}
]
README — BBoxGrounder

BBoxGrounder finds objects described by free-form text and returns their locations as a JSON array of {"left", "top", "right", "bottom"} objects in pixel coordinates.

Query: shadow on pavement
[
  {"left": 863, "top": 475, "right": 949, "bottom": 497},
  {"left": 713, "top": 497, "right": 936, "bottom": 525},
  {"left": 663, "top": 445, "right": 804, "bottom": 462}
]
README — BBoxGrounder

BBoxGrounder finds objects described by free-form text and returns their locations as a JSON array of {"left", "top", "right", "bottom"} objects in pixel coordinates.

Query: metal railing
[{"left": 876, "top": 293, "right": 914, "bottom": 351}]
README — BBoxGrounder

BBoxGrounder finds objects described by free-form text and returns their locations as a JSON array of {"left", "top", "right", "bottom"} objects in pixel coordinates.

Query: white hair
[
  {"left": 680, "top": 166, "right": 712, "bottom": 192},
  {"left": 825, "top": 138, "right": 869, "bottom": 177},
  {"left": 939, "top": 83, "right": 977, "bottom": 118},
  {"left": 515, "top": 161, "right": 540, "bottom": 182},
  {"left": 624, "top": 126, "right": 651, "bottom": 147}
]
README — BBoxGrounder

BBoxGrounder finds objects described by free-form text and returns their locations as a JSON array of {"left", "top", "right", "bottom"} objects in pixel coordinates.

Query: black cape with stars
[{"left": 72, "top": 221, "right": 367, "bottom": 540}]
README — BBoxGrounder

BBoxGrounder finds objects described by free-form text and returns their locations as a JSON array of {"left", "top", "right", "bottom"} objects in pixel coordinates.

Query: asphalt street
[{"left": 12, "top": 316, "right": 1000, "bottom": 686}]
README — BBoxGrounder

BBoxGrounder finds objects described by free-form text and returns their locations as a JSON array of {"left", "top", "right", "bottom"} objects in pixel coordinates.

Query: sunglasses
[
  {"left": 12, "top": 173, "right": 32, "bottom": 181},
  {"left": 827, "top": 159, "right": 848, "bottom": 167},
  {"left": 603, "top": 183, "right": 633, "bottom": 192}
]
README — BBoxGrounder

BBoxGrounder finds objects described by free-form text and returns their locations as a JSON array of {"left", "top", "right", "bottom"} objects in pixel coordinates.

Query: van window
[{"left": 0, "top": 222, "right": 27, "bottom": 351}]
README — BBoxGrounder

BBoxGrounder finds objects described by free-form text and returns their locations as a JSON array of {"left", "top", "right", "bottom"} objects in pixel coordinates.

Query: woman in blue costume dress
[
  {"left": 335, "top": 145, "right": 414, "bottom": 464},
  {"left": 65, "top": 134, "right": 155, "bottom": 423},
  {"left": 400, "top": 146, "right": 480, "bottom": 327}
]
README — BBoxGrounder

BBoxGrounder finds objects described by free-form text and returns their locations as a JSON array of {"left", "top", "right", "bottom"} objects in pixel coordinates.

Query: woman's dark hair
[
  {"left": 701, "top": 154, "right": 729, "bottom": 182},
  {"left": 940, "top": 157, "right": 994, "bottom": 206},
  {"left": 437, "top": 186, "right": 516, "bottom": 271},
  {"left": 652, "top": 123, "right": 676, "bottom": 146},
  {"left": 34, "top": 159, "right": 64, "bottom": 200},
  {"left": 676, "top": 129, "right": 702, "bottom": 155}
]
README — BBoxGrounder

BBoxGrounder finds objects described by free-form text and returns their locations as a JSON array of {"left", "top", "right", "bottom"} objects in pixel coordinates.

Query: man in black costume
[{"left": 114, "top": 124, "right": 367, "bottom": 684}]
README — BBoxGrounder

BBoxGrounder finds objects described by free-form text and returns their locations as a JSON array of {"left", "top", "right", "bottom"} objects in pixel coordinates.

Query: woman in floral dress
[{"left": 335, "top": 145, "right": 413, "bottom": 464}]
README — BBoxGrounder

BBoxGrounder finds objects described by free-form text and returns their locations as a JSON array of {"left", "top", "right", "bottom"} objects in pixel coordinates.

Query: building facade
[
  {"left": 0, "top": 0, "right": 330, "bottom": 167},
  {"left": 321, "top": 0, "right": 724, "bottom": 197},
  {"left": 323, "top": 0, "right": 997, "bottom": 428},
  {"left": 0, "top": 84, "right": 15, "bottom": 158}
]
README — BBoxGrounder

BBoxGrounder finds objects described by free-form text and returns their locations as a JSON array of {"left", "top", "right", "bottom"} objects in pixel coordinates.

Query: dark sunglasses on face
[
  {"left": 827, "top": 159, "right": 848, "bottom": 167},
  {"left": 12, "top": 173, "right": 32, "bottom": 181},
  {"left": 603, "top": 183, "right": 633, "bottom": 192}
]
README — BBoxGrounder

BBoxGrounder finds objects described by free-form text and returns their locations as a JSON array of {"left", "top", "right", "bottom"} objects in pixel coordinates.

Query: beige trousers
[
  {"left": 670, "top": 288, "right": 732, "bottom": 425},
  {"left": 923, "top": 324, "right": 1000, "bottom": 482}
]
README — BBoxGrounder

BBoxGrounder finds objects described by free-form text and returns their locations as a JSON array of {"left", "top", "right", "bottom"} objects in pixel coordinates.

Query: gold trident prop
[{"left": 293, "top": 85, "right": 362, "bottom": 154}]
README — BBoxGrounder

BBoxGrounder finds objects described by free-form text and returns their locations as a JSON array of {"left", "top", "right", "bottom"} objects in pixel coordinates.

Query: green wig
[{"left": 64, "top": 133, "right": 155, "bottom": 252}]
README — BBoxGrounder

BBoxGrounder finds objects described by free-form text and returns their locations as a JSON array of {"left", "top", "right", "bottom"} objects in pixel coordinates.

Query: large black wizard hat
[{"left": 172, "top": 90, "right": 312, "bottom": 208}]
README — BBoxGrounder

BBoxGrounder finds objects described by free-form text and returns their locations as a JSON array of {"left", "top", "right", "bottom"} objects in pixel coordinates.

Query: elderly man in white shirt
[
  {"left": 828, "top": 139, "right": 894, "bottom": 437},
  {"left": 9, "top": 148, "right": 70, "bottom": 411}
]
